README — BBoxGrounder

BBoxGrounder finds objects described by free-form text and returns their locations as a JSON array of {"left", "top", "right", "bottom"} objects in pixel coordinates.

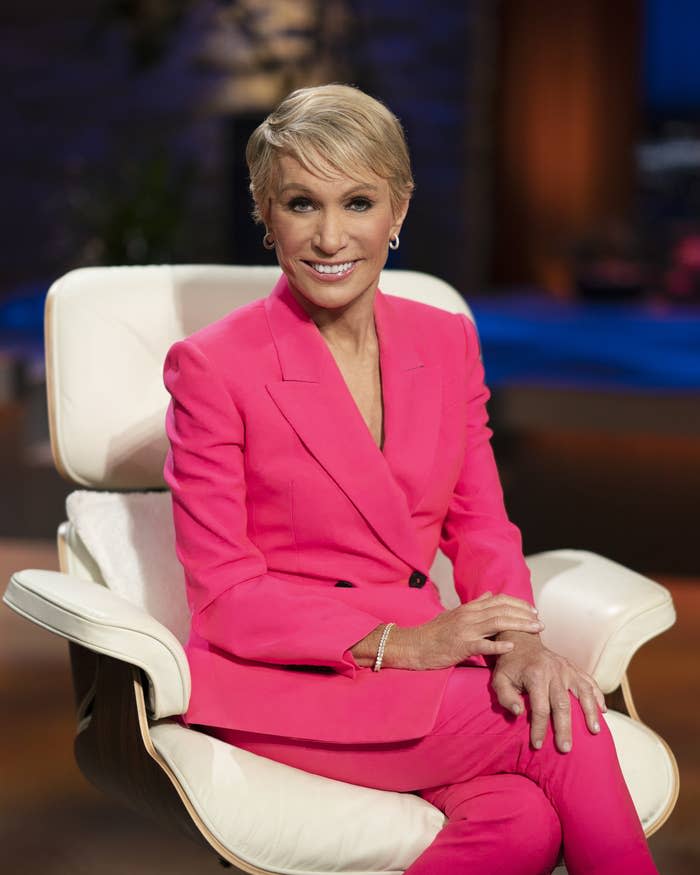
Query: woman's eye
[
  {"left": 348, "top": 197, "right": 373, "bottom": 212},
  {"left": 288, "top": 197, "right": 314, "bottom": 212}
]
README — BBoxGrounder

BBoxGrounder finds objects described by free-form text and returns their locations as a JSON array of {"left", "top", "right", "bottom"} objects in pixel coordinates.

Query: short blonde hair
[{"left": 246, "top": 83, "right": 415, "bottom": 224}]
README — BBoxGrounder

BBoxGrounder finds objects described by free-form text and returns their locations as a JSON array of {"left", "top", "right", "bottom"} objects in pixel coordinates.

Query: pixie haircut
[{"left": 246, "top": 83, "right": 415, "bottom": 224}]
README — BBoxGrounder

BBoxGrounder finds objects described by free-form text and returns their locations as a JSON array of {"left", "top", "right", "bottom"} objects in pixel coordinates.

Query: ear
[{"left": 390, "top": 199, "right": 410, "bottom": 238}]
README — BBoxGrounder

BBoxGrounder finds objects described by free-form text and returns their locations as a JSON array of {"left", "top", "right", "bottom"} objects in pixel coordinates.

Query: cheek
[
  {"left": 365, "top": 217, "right": 396, "bottom": 252},
  {"left": 274, "top": 234, "right": 303, "bottom": 269},
  {"left": 269, "top": 210, "right": 300, "bottom": 251}
]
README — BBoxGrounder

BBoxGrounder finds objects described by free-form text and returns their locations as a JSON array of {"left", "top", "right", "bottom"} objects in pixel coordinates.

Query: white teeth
[{"left": 310, "top": 261, "right": 354, "bottom": 275}]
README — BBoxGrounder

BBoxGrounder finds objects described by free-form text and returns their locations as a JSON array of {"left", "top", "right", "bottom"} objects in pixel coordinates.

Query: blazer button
[
  {"left": 408, "top": 571, "right": 427, "bottom": 588},
  {"left": 335, "top": 580, "right": 355, "bottom": 588}
]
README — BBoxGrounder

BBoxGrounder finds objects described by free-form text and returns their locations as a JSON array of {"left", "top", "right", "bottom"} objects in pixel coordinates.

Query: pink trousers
[{"left": 208, "top": 666, "right": 658, "bottom": 875}]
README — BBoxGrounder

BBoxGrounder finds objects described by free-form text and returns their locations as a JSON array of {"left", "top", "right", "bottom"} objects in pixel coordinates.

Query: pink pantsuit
[{"left": 163, "top": 276, "right": 657, "bottom": 874}]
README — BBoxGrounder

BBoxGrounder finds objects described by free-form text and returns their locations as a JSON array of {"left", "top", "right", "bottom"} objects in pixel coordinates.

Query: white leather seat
[{"left": 3, "top": 265, "right": 679, "bottom": 874}]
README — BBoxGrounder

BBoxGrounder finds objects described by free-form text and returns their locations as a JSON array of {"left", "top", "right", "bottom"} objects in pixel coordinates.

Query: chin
[
  {"left": 295, "top": 286, "right": 355, "bottom": 312},
  {"left": 287, "top": 270, "right": 378, "bottom": 313}
]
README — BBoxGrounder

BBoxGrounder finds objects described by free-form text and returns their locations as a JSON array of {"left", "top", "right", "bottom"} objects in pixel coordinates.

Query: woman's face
[{"left": 266, "top": 154, "right": 408, "bottom": 314}]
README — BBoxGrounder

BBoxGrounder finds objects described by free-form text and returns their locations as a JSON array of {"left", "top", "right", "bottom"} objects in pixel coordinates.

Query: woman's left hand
[{"left": 490, "top": 631, "right": 607, "bottom": 753}]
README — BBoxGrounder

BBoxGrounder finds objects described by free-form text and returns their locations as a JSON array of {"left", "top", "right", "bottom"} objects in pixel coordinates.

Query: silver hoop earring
[
  {"left": 389, "top": 234, "right": 400, "bottom": 251},
  {"left": 262, "top": 231, "right": 275, "bottom": 250}
]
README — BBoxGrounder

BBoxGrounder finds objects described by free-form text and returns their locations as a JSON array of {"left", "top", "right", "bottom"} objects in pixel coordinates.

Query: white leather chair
[{"left": 3, "top": 265, "right": 679, "bottom": 874}]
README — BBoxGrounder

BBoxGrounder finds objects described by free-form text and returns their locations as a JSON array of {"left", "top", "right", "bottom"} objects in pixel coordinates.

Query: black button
[
  {"left": 335, "top": 580, "right": 355, "bottom": 588},
  {"left": 408, "top": 571, "right": 427, "bottom": 588}
]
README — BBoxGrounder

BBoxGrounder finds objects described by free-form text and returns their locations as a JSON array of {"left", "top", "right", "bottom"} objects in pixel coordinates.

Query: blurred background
[{"left": 1, "top": 1, "right": 698, "bottom": 872}]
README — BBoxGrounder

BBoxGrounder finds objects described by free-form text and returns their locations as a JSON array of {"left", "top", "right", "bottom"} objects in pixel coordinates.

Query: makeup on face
[{"left": 267, "top": 155, "right": 407, "bottom": 317}]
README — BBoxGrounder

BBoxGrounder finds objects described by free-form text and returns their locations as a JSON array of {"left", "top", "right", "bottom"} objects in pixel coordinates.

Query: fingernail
[
  {"left": 511, "top": 703, "right": 522, "bottom": 715},
  {"left": 593, "top": 721, "right": 600, "bottom": 732},
  {"left": 561, "top": 741, "right": 571, "bottom": 752},
  {"left": 533, "top": 739, "right": 542, "bottom": 750},
  {"left": 531, "top": 606, "right": 539, "bottom": 613}
]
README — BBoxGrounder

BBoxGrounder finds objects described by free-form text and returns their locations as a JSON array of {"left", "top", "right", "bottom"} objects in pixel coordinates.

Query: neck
[{"left": 291, "top": 287, "right": 379, "bottom": 357}]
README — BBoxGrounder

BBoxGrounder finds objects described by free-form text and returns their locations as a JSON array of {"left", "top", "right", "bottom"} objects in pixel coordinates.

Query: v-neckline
[{"left": 316, "top": 299, "right": 388, "bottom": 458}]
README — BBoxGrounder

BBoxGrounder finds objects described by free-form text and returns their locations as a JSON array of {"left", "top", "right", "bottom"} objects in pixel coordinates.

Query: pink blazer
[{"left": 163, "top": 274, "right": 534, "bottom": 744}]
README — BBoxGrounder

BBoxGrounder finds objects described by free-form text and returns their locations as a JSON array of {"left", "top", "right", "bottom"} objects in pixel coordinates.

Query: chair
[{"left": 3, "top": 265, "right": 679, "bottom": 874}]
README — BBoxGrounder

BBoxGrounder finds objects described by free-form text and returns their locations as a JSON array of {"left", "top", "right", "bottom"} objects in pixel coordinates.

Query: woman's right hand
[{"left": 389, "top": 592, "right": 544, "bottom": 670}]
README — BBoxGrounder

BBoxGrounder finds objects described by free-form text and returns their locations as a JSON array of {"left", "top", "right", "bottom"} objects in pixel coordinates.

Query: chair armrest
[
  {"left": 3, "top": 569, "right": 190, "bottom": 718},
  {"left": 525, "top": 550, "right": 676, "bottom": 693}
]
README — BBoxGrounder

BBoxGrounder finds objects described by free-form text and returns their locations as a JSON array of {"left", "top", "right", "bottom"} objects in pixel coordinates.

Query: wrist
[
  {"left": 350, "top": 624, "right": 385, "bottom": 667},
  {"left": 382, "top": 624, "right": 423, "bottom": 670},
  {"left": 350, "top": 623, "right": 424, "bottom": 670}
]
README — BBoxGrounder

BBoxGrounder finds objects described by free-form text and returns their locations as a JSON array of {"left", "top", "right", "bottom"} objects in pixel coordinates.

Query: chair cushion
[
  {"left": 150, "top": 721, "right": 444, "bottom": 875},
  {"left": 66, "top": 489, "right": 190, "bottom": 643},
  {"left": 149, "top": 710, "right": 674, "bottom": 875}
]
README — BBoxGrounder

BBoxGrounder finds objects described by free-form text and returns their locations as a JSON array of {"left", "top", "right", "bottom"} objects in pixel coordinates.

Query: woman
[{"left": 163, "top": 84, "right": 658, "bottom": 875}]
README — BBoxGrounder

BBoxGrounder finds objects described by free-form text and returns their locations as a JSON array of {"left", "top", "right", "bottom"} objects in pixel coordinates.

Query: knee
[
  {"left": 495, "top": 776, "right": 562, "bottom": 869},
  {"left": 423, "top": 775, "right": 562, "bottom": 874},
  {"left": 448, "top": 775, "right": 561, "bottom": 873}
]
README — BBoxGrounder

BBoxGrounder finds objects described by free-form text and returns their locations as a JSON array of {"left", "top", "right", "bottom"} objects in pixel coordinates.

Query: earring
[
  {"left": 389, "top": 233, "right": 400, "bottom": 251},
  {"left": 262, "top": 231, "right": 275, "bottom": 250}
]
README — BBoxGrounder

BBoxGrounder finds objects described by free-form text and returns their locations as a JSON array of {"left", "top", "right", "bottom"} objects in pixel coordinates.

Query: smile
[{"left": 304, "top": 260, "right": 358, "bottom": 278}]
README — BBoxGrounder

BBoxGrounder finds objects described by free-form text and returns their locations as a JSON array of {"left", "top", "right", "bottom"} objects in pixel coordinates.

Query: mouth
[{"left": 302, "top": 259, "right": 359, "bottom": 280}]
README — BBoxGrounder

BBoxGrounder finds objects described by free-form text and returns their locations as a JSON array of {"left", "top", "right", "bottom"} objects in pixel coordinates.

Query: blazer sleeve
[
  {"left": 438, "top": 314, "right": 535, "bottom": 607},
  {"left": 163, "top": 338, "right": 383, "bottom": 679}
]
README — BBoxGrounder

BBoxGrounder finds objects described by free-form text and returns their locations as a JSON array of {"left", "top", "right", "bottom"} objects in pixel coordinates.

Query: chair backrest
[
  {"left": 51, "top": 265, "right": 469, "bottom": 639},
  {"left": 46, "top": 265, "right": 470, "bottom": 490}
]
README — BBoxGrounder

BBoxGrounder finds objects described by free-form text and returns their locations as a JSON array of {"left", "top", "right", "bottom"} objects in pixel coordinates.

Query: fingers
[
  {"left": 573, "top": 681, "right": 601, "bottom": 735},
  {"left": 570, "top": 671, "right": 604, "bottom": 733},
  {"left": 598, "top": 689, "right": 608, "bottom": 713},
  {"left": 482, "top": 593, "right": 539, "bottom": 614},
  {"left": 549, "top": 678, "right": 573, "bottom": 753},
  {"left": 446, "top": 594, "right": 544, "bottom": 665},
  {"left": 474, "top": 638, "right": 515, "bottom": 656},
  {"left": 491, "top": 671, "right": 526, "bottom": 716},
  {"left": 460, "top": 594, "right": 543, "bottom": 638},
  {"left": 528, "top": 682, "right": 551, "bottom": 751},
  {"left": 474, "top": 610, "right": 545, "bottom": 638},
  {"left": 580, "top": 670, "right": 607, "bottom": 712}
]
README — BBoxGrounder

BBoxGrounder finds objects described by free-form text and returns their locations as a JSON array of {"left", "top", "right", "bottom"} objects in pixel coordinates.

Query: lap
[{"left": 206, "top": 666, "right": 527, "bottom": 792}]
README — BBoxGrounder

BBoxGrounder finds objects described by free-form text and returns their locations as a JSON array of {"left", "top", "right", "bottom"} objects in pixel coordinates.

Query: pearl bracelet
[{"left": 373, "top": 622, "right": 395, "bottom": 672}]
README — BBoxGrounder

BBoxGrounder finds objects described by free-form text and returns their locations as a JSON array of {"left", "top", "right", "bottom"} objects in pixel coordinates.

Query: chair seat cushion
[
  {"left": 150, "top": 709, "right": 675, "bottom": 875},
  {"left": 149, "top": 721, "right": 444, "bottom": 875}
]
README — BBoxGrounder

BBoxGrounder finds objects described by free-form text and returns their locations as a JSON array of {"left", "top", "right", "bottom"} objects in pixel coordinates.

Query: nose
[{"left": 313, "top": 208, "right": 348, "bottom": 255}]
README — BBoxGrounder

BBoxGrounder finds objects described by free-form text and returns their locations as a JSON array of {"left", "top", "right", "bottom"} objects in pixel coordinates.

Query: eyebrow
[{"left": 278, "top": 182, "right": 380, "bottom": 196}]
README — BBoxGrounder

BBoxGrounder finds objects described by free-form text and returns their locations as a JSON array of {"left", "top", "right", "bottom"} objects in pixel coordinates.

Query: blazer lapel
[
  {"left": 263, "top": 276, "right": 440, "bottom": 575},
  {"left": 374, "top": 288, "right": 442, "bottom": 515}
]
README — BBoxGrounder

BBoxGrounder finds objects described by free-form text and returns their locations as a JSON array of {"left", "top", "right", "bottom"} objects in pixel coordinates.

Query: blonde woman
[{"left": 163, "top": 84, "right": 657, "bottom": 875}]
